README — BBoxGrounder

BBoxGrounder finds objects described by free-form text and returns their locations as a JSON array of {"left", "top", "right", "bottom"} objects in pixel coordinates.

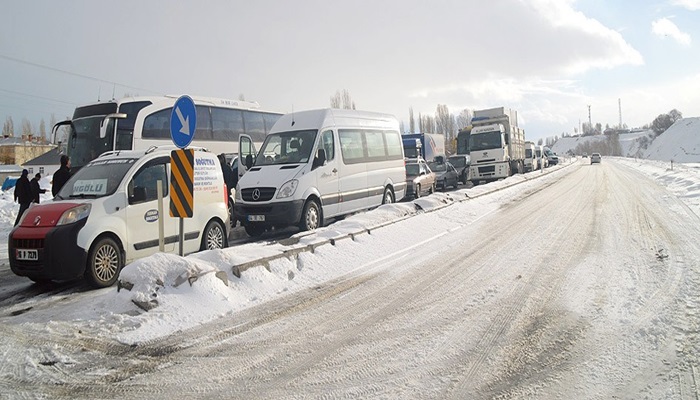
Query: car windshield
[
  {"left": 405, "top": 164, "right": 420, "bottom": 176},
  {"left": 255, "top": 129, "right": 318, "bottom": 166},
  {"left": 428, "top": 162, "right": 447, "bottom": 172},
  {"left": 448, "top": 156, "right": 466, "bottom": 168},
  {"left": 56, "top": 157, "right": 137, "bottom": 200}
]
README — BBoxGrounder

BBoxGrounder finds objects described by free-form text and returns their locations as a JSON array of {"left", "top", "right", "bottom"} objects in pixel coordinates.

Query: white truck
[{"left": 468, "top": 107, "right": 525, "bottom": 184}]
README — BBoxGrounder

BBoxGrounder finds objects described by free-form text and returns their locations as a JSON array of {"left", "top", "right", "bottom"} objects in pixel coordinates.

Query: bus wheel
[
  {"left": 201, "top": 220, "right": 226, "bottom": 251},
  {"left": 299, "top": 199, "right": 321, "bottom": 231},
  {"left": 382, "top": 187, "right": 394, "bottom": 204},
  {"left": 244, "top": 224, "right": 265, "bottom": 237},
  {"left": 85, "top": 237, "right": 123, "bottom": 288}
]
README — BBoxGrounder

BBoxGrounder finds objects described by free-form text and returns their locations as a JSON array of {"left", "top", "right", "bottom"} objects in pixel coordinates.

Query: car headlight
[
  {"left": 277, "top": 179, "right": 298, "bottom": 199},
  {"left": 235, "top": 184, "right": 241, "bottom": 200},
  {"left": 57, "top": 203, "right": 91, "bottom": 225}
]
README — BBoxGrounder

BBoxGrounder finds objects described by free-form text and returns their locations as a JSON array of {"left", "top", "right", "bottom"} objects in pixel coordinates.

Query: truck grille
[{"left": 478, "top": 165, "right": 496, "bottom": 174}]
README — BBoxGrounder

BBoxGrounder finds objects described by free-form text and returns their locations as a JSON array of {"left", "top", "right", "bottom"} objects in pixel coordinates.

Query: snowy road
[{"left": 2, "top": 159, "right": 700, "bottom": 399}]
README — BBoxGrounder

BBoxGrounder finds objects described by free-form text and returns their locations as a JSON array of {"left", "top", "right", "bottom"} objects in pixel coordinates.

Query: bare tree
[
  {"left": 21, "top": 118, "right": 32, "bottom": 137},
  {"left": 330, "top": 89, "right": 356, "bottom": 110},
  {"left": 2, "top": 116, "right": 13, "bottom": 137},
  {"left": 330, "top": 91, "right": 341, "bottom": 108},
  {"left": 39, "top": 119, "right": 46, "bottom": 141},
  {"left": 435, "top": 105, "right": 457, "bottom": 154},
  {"left": 421, "top": 114, "right": 435, "bottom": 133},
  {"left": 456, "top": 108, "right": 472, "bottom": 129},
  {"left": 408, "top": 107, "right": 415, "bottom": 133}
]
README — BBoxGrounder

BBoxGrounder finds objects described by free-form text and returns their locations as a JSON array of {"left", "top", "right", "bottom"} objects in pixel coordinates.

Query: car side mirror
[
  {"left": 312, "top": 148, "right": 326, "bottom": 169},
  {"left": 245, "top": 154, "right": 253, "bottom": 169}
]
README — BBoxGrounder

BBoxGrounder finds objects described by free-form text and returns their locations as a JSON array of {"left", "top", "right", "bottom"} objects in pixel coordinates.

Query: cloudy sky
[{"left": 1, "top": 0, "right": 698, "bottom": 144}]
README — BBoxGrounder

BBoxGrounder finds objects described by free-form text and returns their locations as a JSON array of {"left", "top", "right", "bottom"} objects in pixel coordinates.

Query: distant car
[
  {"left": 545, "top": 147, "right": 559, "bottom": 166},
  {"left": 447, "top": 155, "right": 470, "bottom": 183},
  {"left": 583, "top": 153, "right": 588, "bottom": 158},
  {"left": 591, "top": 153, "right": 601, "bottom": 164},
  {"left": 405, "top": 158, "right": 436, "bottom": 199},
  {"left": 428, "top": 161, "right": 460, "bottom": 191}
]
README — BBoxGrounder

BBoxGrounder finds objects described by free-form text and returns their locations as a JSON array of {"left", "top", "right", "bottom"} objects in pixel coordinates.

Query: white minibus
[{"left": 234, "top": 109, "right": 406, "bottom": 237}]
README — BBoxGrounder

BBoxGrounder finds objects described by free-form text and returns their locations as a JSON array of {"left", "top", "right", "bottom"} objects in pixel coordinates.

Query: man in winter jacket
[
  {"left": 14, "top": 169, "right": 32, "bottom": 226},
  {"left": 52, "top": 155, "right": 71, "bottom": 197},
  {"left": 30, "top": 173, "right": 46, "bottom": 204}
]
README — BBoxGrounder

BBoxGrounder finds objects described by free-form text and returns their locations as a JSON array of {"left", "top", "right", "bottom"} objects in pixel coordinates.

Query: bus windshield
[
  {"left": 68, "top": 116, "right": 115, "bottom": 169},
  {"left": 255, "top": 130, "right": 318, "bottom": 165},
  {"left": 469, "top": 131, "right": 503, "bottom": 152}
]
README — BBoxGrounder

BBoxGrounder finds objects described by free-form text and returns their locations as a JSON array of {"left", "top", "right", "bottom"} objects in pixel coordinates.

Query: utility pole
[
  {"left": 587, "top": 105, "right": 592, "bottom": 134},
  {"left": 618, "top": 98, "right": 622, "bottom": 129}
]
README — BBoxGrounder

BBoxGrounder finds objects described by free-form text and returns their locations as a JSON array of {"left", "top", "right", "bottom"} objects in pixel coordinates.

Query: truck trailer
[
  {"left": 402, "top": 132, "right": 445, "bottom": 161},
  {"left": 468, "top": 107, "right": 525, "bottom": 184}
]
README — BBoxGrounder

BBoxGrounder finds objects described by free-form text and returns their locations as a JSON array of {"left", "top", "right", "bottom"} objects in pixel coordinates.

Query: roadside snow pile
[
  {"left": 615, "top": 158, "right": 700, "bottom": 216},
  {"left": 644, "top": 117, "right": 700, "bottom": 163}
]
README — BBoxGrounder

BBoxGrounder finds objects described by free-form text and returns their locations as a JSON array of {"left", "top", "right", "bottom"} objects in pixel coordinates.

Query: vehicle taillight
[{"left": 224, "top": 183, "right": 228, "bottom": 205}]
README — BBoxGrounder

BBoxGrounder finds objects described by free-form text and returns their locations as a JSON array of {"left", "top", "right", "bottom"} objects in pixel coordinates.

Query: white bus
[{"left": 52, "top": 95, "right": 283, "bottom": 170}]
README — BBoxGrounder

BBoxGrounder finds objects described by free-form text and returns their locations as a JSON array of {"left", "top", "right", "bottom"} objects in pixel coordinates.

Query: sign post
[{"left": 169, "top": 95, "right": 196, "bottom": 256}]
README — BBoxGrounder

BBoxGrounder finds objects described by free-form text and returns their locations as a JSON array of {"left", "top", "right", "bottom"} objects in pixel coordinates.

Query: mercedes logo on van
[
  {"left": 33, "top": 216, "right": 41, "bottom": 226},
  {"left": 252, "top": 188, "right": 261, "bottom": 201}
]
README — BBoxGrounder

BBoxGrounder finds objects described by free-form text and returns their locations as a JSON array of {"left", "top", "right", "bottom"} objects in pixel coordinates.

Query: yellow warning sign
[{"left": 169, "top": 149, "right": 194, "bottom": 218}]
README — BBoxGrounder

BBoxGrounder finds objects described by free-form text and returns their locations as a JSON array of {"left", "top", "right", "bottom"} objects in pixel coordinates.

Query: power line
[
  {"left": 0, "top": 53, "right": 160, "bottom": 95},
  {"left": 0, "top": 88, "right": 77, "bottom": 106}
]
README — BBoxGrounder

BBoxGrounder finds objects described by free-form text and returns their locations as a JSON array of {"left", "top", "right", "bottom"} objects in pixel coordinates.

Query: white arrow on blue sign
[{"left": 170, "top": 95, "right": 197, "bottom": 149}]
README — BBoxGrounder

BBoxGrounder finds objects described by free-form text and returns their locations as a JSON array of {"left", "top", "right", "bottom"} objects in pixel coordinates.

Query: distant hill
[{"left": 549, "top": 117, "right": 700, "bottom": 163}]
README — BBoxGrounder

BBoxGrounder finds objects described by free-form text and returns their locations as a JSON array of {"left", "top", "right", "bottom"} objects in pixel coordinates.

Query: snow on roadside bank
[{"left": 614, "top": 157, "right": 700, "bottom": 216}]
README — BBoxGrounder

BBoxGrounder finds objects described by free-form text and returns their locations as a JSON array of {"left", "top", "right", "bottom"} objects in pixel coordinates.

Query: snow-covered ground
[
  {"left": 0, "top": 158, "right": 697, "bottom": 345},
  {"left": 1, "top": 158, "right": 699, "bottom": 397}
]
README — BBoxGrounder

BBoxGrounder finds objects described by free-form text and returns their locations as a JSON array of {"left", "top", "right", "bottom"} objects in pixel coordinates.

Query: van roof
[
  {"left": 97, "top": 145, "right": 211, "bottom": 160},
  {"left": 270, "top": 108, "right": 399, "bottom": 133}
]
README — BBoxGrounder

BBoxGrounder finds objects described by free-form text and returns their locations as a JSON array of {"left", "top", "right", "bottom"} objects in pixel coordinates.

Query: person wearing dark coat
[
  {"left": 30, "top": 173, "right": 46, "bottom": 204},
  {"left": 52, "top": 155, "right": 71, "bottom": 197},
  {"left": 14, "top": 169, "right": 32, "bottom": 226},
  {"left": 218, "top": 154, "right": 236, "bottom": 191}
]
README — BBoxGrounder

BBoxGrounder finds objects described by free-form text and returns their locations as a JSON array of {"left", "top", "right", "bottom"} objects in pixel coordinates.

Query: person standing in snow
[
  {"left": 30, "top": 173, "right": 46, "bottom": 204},
  {"left": 52, "top": 155, "right": 71, "bottom": 197},
  {"left": 14, "top": 169, "right": 32, "bottom": 226}
]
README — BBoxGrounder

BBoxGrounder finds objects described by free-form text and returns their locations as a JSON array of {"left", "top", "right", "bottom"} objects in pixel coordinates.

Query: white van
[
  {"left": 9, "top": 146, "right": 229, "bottom": 288},
  {"left": 234, "top": 108, "right": 406, "bottom": 237},
  {"left": 524, "top": 141, "right": 537, "bottom": 172}
]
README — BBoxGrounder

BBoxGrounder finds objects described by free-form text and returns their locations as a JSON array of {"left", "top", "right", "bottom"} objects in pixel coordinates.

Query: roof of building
[
  {"left": 23, "top": 147, "right": 62, "bottom": 166},
  {"left": 0, "top": 165, "right": 24, "bottom": 173}
]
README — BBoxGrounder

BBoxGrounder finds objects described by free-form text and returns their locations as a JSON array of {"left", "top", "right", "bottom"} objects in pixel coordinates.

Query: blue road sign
[{"left": 170, "top": 95, "right": 197, "bottom": 149}]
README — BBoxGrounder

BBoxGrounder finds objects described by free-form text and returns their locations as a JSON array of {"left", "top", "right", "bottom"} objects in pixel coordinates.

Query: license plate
[
  {"left": 16, "top": 249, "right": 38, "bottom": 261},
  {"left": 248, "top": 215, "right": 265, "bottom": 222}
]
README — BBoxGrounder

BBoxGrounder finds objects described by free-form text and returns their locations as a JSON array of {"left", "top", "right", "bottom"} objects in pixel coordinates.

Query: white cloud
[
  {"left": 671, "top": 0, "right": 700, "bottom": 10},
  {"left": 652, "top": 18, "right": 692, "bottom": 46}
]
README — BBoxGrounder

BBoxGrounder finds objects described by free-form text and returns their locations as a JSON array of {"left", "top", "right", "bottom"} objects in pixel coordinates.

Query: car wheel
[
  {"left": 244, "top": 224, "right": 265, "bottom": 237},
  {"left": 85, "top": 237, "right": 123, "bottom": 288},
  {"left": 382, "top": 187, "right": 394, "bottom": 204},
  {"left": 429, "top": 182, "right": 436, "bottom": 194},
  {"left": 414, "top": 184, "right": 421, "bottom": 198},
  {"left": 201, "top": 219, "right": 226, "bottom": 251},
  {"left": 29, "top": 277, "right": 51, "bottom": 284},
  {"left": 299, "top": 199, "right": 321, "bottom": 231}
]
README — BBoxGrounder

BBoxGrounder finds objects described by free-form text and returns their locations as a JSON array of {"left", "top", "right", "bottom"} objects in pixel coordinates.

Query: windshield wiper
[{"left": 69, "top": 193, "right": 99, "bottom": 198}]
